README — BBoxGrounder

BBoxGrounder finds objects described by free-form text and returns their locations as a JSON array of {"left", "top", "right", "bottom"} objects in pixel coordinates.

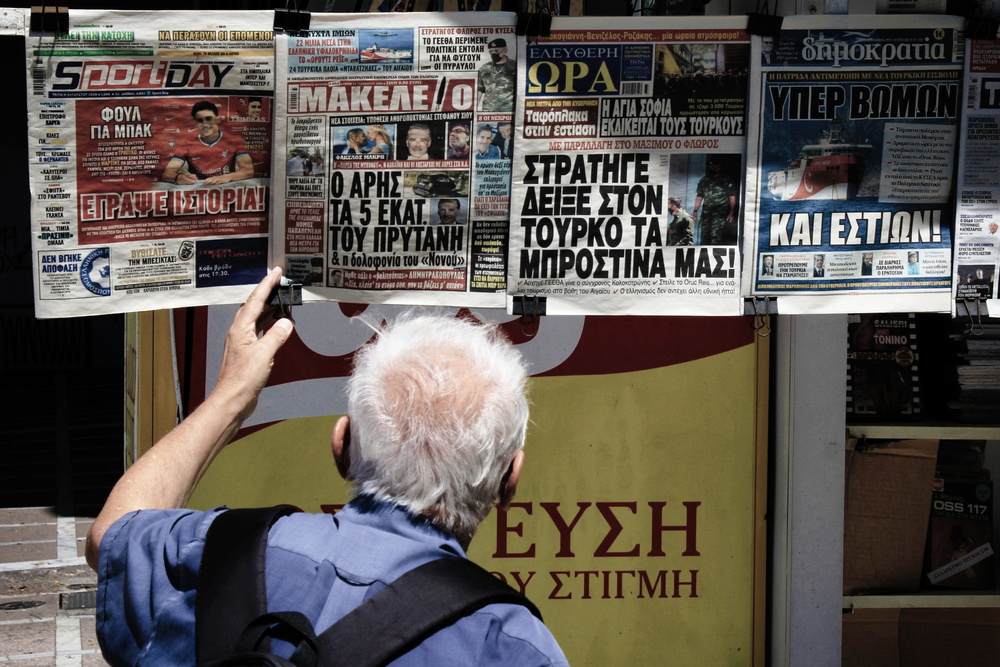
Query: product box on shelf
[
  {"left": 923, "top": 476, "right": 994, "bottom": 590},
  {"left": 844, "top": 438, "right": 939, "bottom": 594}
]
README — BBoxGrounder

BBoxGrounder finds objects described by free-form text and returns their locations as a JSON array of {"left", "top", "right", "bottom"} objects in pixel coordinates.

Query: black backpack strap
[
  {"left": 315, "top": 556, "right": 542, "bottom": 667},
  {"left": 196, "top": 506, "right": 298, "bottom": 664}
]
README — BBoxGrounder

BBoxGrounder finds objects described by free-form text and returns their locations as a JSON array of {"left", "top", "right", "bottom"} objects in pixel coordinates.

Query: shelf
[
  {"left": 847, "top": 423, "right": 1000, "bottom": 440},
  {"left": 844, "top": 590, "right": 1000, "bottom": 609}
]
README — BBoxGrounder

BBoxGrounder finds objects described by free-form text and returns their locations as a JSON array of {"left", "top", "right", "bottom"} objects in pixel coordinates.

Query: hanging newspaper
[
  {"left": 506, "top": 18, "right": 750, "bottom": 316},
  {"left": 26, "top": 11, "right": 275, "bottom": 319},
  {"left": 743, "top": 16, "right": 964, "bottom": 314},
  {"left": 272, "top": 13, "right": 516, "bottom": 307},
  {"left": 953, "top": 38, "right": 1000, "bottom": 313}
]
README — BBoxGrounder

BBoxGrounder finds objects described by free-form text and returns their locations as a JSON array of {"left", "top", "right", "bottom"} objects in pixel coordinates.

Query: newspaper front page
[
  {"left": 272, "top": 12, "right": 516, "bottom": 307},
  {"left": 953, "top": 38, "right": 1000, "bottom": 313},
  {"left": 742, "top": 16, "right": 964, "bottom": 314},
  {"left": 507, "top": 17, "right": 750, "bottom": 316},
  {"left": 27, "top": 11, "right": 276, "bottom": 318}
]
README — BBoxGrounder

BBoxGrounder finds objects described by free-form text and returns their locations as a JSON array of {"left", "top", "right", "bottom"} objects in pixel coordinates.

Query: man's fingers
[
  {"left": 258, "top": 317, "right": 294, "bottom": 356},
  {"left": 235, "top": 267, "right": 283, "bottom": 328}
]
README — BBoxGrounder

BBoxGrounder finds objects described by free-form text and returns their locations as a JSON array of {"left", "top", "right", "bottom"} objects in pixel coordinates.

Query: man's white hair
[{"left": 346, "top": 313, "right": 529, "bottom": 542}]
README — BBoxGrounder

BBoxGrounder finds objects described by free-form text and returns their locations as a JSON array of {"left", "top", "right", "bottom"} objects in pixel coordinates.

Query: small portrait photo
[
  {"left": 446, "top": 121, "right": 472, "bottom": 160},
  {"left": 473, "top": 123, "right": 501, "bottom": 161},
  {"left": 329, "top": 268, "right": 344, "bottom": 288},
  {"left": 861, "top": 252, "right": 874, "bottom": 276},
  {"left": 813, "top": 253, "right": 825, "bottom": 277},
  {"left": 432, "top": 198, "right": 466, "bottom": 225},
  {"left": 907, "top": 251, "right": 920, "bottom": 275},
  {"left": 398, "top": 120, "right": 446, "bottom": 160},
  {"left": 761, "top": 254, "right": 774, "bottom": 276}
]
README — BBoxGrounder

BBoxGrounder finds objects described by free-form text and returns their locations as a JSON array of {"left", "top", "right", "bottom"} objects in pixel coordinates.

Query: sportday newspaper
[
  {"left": 743, "top": 16, "right": 964, "bottom": 314},
  {"left": 953, "top": 38, "right": 1000, "bottom": 312},
  {"left": 272, "top": 13, "right": 516, "bottom": 307},
  {"left": 507, "top": 18, "right": 751, "bottom": 316},
  {"left": 27, "top": 11, "right": 276, "bottom": 318}
]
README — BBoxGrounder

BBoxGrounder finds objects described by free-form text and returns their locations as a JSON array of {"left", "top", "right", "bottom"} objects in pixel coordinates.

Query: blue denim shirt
[{"left": 96, "top": 496, "right": 568, "bottom": 667}]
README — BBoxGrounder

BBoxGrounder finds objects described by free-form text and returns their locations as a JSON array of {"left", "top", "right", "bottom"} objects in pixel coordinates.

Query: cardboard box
[
  {"left": 898, "top": 608, "right": 1000, "bottom": 666},
  {"left": 843, "top": 439, "right": 939, "bottom": 595},
  {"left": 842, "top": 608, "right": 899, "bottom": 667},
  {"left": 923, "top": 477, "right": 994, "bottom": 590}
]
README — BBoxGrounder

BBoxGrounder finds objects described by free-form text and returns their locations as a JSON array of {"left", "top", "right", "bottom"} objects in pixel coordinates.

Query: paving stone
[
  {"left": 0, "top": 509, "right": 57, "bottom": 526},
  {"left": 0, "top": 542, "right": 58, "bottom": 564},
  {"left": 0, "top": 619, "right": 54, "bottom": 657},
  {"left": 0, "top": 525, "right": 56, "bottom": 544}
]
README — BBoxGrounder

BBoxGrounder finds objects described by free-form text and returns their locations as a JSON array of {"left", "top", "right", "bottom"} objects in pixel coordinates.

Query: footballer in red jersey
[{"left": 162, "top": 101, "right": 253, "bottom": 186}]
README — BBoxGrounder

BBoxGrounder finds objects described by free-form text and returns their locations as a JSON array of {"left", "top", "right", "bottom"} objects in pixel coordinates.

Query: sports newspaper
[
  {"left": 507, "top": 17, "right": 750, "bottom": 316},
  {"left": 742, "top": 16, "right": 964, "bottom": 314},
  {"left": 27, "top": 11, "right": 276, "bottom": 318},
  {"left": 272, "top": 13, "right": 516, "bottom": 307},
  {"left": 952, "top": 38, "right": 1000, "bottom": 312}
]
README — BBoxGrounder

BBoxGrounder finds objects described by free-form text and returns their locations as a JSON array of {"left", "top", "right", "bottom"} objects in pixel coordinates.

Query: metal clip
[{"left": 267, "top": 278, "right": 303, "bottom": 321}]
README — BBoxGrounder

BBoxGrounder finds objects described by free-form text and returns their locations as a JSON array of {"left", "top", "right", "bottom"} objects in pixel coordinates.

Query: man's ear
[
  {"left": 331, "top": 416, "right": 352, "bottom": 480},
  {"left": 498, "top": 450, "right": 524, "bottom": 510}
]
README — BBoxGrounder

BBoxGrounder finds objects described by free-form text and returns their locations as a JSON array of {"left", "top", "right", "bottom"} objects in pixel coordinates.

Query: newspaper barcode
[
  {"left": 289, "top": 85, "right": 299, "bottom": 113},
  {"left": 955, "top": 33, "right": 965, "bottom": 62},
  {"left": 967, "top": 82, "right": 976, "bottom": 109},
  {"left": 621, "top": 82, "right": 649, "bottom": 96},
  {"left": 31, "top": 67, "right": 44, "bottom": 96}
]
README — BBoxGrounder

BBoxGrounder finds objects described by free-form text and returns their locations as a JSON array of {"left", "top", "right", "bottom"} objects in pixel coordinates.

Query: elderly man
[{"left": 87, "top": 268, "right": 567, "bottom": 667}]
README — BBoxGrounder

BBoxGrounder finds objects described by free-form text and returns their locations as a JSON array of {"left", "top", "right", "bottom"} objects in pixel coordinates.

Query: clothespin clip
[
  {"left": 274, "top": 0, "right": 311, "bottom": 37},
  {"left": 268, "top": 277, "right": 302, "bottom": 321},
  {"left": 512, "top": 294, "right": 545, "bottom": 337},
  {"left": 960, "top": 298, "right": 986, "bottom": 336},
  {"left": 746, "top": 0, "right": 782, "bottom": 40},
  {"left": 30, "top": 5, "right": 68, "bottom": 34},
  {"left": 966, "top": 0, "right": 1000, "bottom": 40}
]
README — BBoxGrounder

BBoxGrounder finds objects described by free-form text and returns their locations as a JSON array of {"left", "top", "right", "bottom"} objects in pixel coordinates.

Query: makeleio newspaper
[
  {"left": 952, "top": 38, "right": 1000, "bottom": 312},
  {"left": 742, "top": 16, "right": 964, "bottom": 314},
  {"left": 27, "top": 11, "right": 275, "bottom": 318},
  {"left": 271, "top": 12, "right": 516, "bottom": 308},
  {"left": 507, "top": 17, "right": 750, "bottom": 316}
]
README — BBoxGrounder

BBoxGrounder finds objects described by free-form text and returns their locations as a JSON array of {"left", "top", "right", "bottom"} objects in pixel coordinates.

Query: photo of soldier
[
  {"left": 692, "top": 156, "right": 738, "bottom": 245},
  {"left": 478, "top": 38, "right": 516, "bottom": 112},
  {"left": 666, "top": 196, "right": 693, "bottom": 246}
]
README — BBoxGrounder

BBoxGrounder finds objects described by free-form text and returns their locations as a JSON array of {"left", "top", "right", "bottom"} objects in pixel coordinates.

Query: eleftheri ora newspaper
[
  {"left": 271, "top": 12, "right": 517, "bottom": 308},
  {"left": 27, "top": 11, "right": 275, "bottom": 318},
  {"left": 506, "top": 17, "right": 751, "bottom": 316},
  {"left": 742, "top": 16, "right": 964, "bottom": 314}
]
